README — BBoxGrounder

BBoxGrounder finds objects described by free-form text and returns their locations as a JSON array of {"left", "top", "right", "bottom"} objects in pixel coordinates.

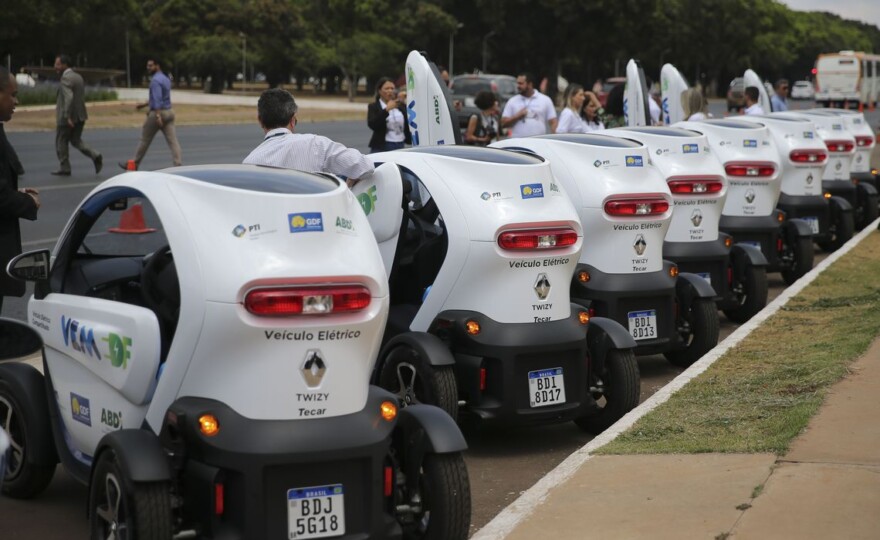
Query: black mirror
[
  {"left": 109, "top": 198, "right": 129, "bottom": 211},
  {"left": 7, "top": 249, "right": 50, "bottom": 282},
  {"left": 0, "top": 318, "right": 42, "bottom": 360}
]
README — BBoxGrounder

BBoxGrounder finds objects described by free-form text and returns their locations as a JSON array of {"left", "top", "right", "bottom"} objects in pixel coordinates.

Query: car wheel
[
  {"left": 664, "top": 298, "right": 719, "bottom": 368},
  {"left": 396, "top": 453, "right": 471, "bottom": 540},
  {"left": 856, "top": 191, "right": 879, "bottom": 230},
  {"left": 723, "top": 264, "right": 768, "bottom": 323},
  {"left": 574, "top": 349, "right": 640, "bottom": 434},
  {"left": 0, "top": 378, "right": 55, "bottom": 499},
  {"left": 379, "top": 346, "right": 458, "bottom": 421},
  {"left": 89, "top": 447, "right": 172, "bottom": 540},
  {"left": 818, "top": 210, "right": 854, "bottom": 252},
  {"left": 780, "top": 235, "right": 814, "bottom": 286}
]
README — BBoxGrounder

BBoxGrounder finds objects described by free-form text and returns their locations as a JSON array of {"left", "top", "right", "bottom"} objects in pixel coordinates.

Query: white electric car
[
  {"left": 1, "top": 165, "right": 471, "bottom": 540},
  {"left": 808, "top": 108, "right": 879, "bottom": 221},
  {"left": 354, "top": 146, "right": 640, "bottom": 433},
  {"left": 675, "top": 119, "right": 814, "bottom": 285},
  {"left": 603, "top": 126, "right": 769, "bottom": 323},
  {"left": 493, "top": 134, "right": 720, "bottom": 367},
  {"left": 789, "top": 110, "right": 878, "bottom": 229},
  {"left": 747, "top": 113, "right": 855, "bottom": 252}
]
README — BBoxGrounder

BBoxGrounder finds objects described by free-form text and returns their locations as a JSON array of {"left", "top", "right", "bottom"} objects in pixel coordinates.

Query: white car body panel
[
  {"left": 776, "top": 111, "right": 856, "bottom": 182},
  {"left": 743, "top": 114, "right": 828, "bottom": 197}
]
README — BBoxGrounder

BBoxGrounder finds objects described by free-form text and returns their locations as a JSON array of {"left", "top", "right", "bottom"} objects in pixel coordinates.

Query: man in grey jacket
[{"left": 52, "top": 54, "right": 102, "bottom": 176}]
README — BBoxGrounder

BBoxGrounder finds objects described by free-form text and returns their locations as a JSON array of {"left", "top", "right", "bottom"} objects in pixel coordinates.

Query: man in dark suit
[
  {"left": 0, "top": 66, "right": 40, "bottom": 314},
  {"left": 53, "top": 54, "right": 102, "bottom": 176}
]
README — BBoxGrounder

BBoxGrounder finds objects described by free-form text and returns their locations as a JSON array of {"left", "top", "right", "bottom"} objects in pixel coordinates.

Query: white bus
[{"left": 814, "top": 51, "right": 880, "bottom": 110}]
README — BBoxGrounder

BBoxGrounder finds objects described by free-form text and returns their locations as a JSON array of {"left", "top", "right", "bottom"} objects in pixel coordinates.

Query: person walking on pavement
[
  {"left": 501, "top": 72, "right": 558, "bottom": 137},
  {"left": 119, "top": 58, "right": 182, "bottom": 170},
  {"left": 244, "top": 88, "right": 373, "bottom": 184},
  {"left": 52, "top": 54, "right": 102, "bottom": 176},
  {"left": 0, "top": 66, "right": 40, "bottom": 314}
]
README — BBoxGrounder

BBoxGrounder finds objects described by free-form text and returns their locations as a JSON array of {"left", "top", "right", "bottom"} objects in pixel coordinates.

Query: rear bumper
[
  {"left": 777, "top": 193, "right": 831, "bottom": 241},
  {"left": 161, "top": 387, "right": 401, "bottom": 539},
  {"left": 431, "top": 310, "right": 593, "bottom": 426},
  {"left": 720, "top": 214, "right": 783, "bottom": 269},
  {"left": 664, "top": 238, "right": 729, "bottom": 302}
]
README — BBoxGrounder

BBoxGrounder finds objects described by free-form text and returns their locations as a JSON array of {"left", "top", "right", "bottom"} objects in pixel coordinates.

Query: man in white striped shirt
[{"left": 243, "top": 89, "right": 374, "bottom": 183}]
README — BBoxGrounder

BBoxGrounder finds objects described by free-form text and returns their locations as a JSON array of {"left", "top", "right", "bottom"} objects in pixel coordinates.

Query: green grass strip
[{"left": 599, "top": 231, "right": 880, "bottom": 455}]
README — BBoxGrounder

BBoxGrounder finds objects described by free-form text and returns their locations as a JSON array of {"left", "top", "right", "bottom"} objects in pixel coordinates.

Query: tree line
[{"left": 2, "top": 0, "right": 878, "bottom": 97}]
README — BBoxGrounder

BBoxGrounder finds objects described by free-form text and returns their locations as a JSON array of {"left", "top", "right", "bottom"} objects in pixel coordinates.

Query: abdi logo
[
  {"left": 682, "top": 144, "right": 699, "bottom": 154},
  {"left": 71, "top": 393, "right": 91, "bottom": 426},
  {"left": 625, "top": 155, "right": 644, "bottom": 167},
  {"left": 288, "top": 212, "right": 323, "bottom": 233},
  {"left": 520, "top": 183, "right": 544, "bottom": 199}
]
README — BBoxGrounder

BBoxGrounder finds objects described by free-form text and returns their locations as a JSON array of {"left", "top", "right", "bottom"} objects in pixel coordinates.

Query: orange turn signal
[
  {"left": 465, "top": 320, "right": 481, "bottom": 335},
  {"left": 776, "top": 212, "right": 785, "bottom": 223},
  {"left": 577, "top": 271, "right": 590, "bottom": 283},
  {"left": 380, "top": 401, "right": 397, "bottom": 422},
  {"left": 198, "top": 414, "right": 220, "bottom": 437},
  {"left": 669, "top": 266, "right": 679, "bottom": 278},
  {"left": 724, "top": 237, "right": 733, "bottom": 248},
  {"left": 824, "top": 192, "right": 832, "bottom": 199},
  {"left": 578, "top": 311, "right": 590, "bottom": 325}
]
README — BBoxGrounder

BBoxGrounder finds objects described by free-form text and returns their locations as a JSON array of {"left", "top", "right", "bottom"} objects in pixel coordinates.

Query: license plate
[
  {"left": 803, "top": 216, "right": 819, "bottom": 234},
  {"left": 288, "top": 484, "right": 345, "bottom": 539},
  {"left": 696, "top": 272, "right": 712, "bottom": 285},
  {"left": 528, "top": 367, "right": 566, "bottom": 408},
  {"left": 628, "top": 310, "right": 658, "bottom": 341}
]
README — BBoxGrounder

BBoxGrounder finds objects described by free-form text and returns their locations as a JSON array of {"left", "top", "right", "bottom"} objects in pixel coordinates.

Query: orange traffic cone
[
  {"left": 126, "top": 160, "right": 137, "bottom": 171},
  {"left": 108, "top": 203, "right": 157, "bottom": 234}
]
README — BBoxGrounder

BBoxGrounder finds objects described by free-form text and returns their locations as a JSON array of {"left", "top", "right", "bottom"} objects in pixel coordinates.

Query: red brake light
[
  {"left": 724, "top": 162, "right": 776, "bottom": 178},
  {"left": 244, "top": 285, "right": 371, "bottom": 316},
  {"left": 855, "top": 135, "right": 874, "bottom": 148},
  {"left": 667, "top": 177, "right": 724, "bottom": 195},
  {"left": 604, "top": 198, "right": 670, "bottom": 216},
  {"left": 789, "top": 149, "right": 828, "bottom": 164},
  {"left": 825, "top": 140, "right": 854, "bottom": 153},
  {"left": 497, "top": 228, "right": 578, "bottom": 250}
]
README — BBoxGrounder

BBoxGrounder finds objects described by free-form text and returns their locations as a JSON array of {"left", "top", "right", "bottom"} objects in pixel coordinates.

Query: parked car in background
[
  {"left": 727, "top": 77, "right": 745, "bottom": 111},
  {"left": 790, "top": 80, "right": 815, "bottom": 100},
  {"left": 596, "top": 76, "right": 626, "bottom": 107},
  {"left": 450, "top": 73, "right": 517, "bottom": 129}
]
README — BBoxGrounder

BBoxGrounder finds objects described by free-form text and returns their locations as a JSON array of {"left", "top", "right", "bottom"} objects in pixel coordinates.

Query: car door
[{"left": 28, "top": 187, "right": 165, "bottom": 460}]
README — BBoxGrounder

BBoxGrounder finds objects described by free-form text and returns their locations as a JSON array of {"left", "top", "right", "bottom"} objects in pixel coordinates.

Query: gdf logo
[
  {"left": 288, "top": 212, "right": 324, "bottom": 233},
  {"left": 358, "top": 186, "right": 378, "bottom": 215}
]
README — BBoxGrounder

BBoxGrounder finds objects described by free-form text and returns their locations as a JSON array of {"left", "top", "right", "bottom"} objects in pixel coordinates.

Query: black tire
[
  {"left": 574, "top": 349, "right": 640, "bottom": 434},
  {"left": 0, "top": 379, "right": 55, "bottom": 499},
  {"left": 723, "top": 264, "right": 768, "bottom": 323},
  {"left": 379, "top": 346, "right": 458, "bottom": 420},
  {"left": 780, "top": 235, "right": 814, "bottom": 285},
  {"left": 664, "top": 298, "right": 719, "bottom": 368},
  {"left": 89, "top": 447, "right": 172, "bottom": 540},
  {"left": 818, "top": 210, "right": 854, "bottom": 252},
  {"left": 399, "top": 453, "right": 471, "bottom": 540},
  {"left": 856, "top": 193, "right": 879, "bottom": 230}
]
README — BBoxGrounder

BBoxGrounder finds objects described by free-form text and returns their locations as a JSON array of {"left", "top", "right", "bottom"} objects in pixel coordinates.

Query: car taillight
[
  {"left": 825, "top": 140, "right": 854, "bottom": 153},
  {"left": 789, "top": 149, "right": 827, "bottom": 164},
  {"left": 497, "top": 228, "right": 578, "bottom": 250},
  {"left": 604, "top": 198, "right": 669, "bottom": 216},
  {"left": 855, "top": 135, "right": 874, "bottom": 148},
  {"left": 667, "top": 177, "right": 724, "bottom": 195},
  {"left": 725, "top": 162, "right": 776, "bottom": 178},
  {"left": 244, "top": 285, "right": 371, "bottom": 316}
]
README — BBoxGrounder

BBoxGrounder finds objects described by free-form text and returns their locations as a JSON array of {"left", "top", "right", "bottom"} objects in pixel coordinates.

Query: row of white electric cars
[{"left": 2, "top": 54, "right": 876, "bottom": 539}]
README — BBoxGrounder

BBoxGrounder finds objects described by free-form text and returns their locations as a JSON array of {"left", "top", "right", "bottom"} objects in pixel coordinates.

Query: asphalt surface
[{"left": 0, "top": 99, "right": 864, "bottom": 537}]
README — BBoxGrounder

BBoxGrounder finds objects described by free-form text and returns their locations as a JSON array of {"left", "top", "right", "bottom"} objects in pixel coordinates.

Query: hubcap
[
  {"left": 96, "top": 472, "right": 126, "bottom": 540},
  {"left": 0, "top": 395, "right": 24, "bottom": 479},
  {"left": 394, "top": 362, "right": 421, "bottom": 406}
]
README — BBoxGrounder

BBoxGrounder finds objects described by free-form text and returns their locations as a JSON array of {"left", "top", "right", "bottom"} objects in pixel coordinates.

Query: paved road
[{"left": 0, "top": 101, "right": 860, "bottom": 536}]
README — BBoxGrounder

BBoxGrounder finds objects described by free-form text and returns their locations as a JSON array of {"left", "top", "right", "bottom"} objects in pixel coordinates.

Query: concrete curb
[{"left": 471, "top": 217, "right": 880, "bottom": 540}]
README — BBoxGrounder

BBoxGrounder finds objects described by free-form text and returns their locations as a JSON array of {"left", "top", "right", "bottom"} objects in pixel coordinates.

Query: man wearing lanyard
[
  {"left": 243, "top": 88, "right": 373, "bottom": 184},
  {"left": 119, "top": 58, "right": 182, "bottom": 170},
  {"left": 501, "top": 72, "right": 558, "bottom": 138}
]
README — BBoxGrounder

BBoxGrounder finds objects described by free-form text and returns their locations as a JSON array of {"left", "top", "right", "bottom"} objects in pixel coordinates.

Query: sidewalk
[{"left": 490, "top": 336, "right": 880, "bottom": 539}]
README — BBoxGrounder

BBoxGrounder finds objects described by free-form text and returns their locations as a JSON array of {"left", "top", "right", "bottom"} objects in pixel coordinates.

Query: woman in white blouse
[
  {"left": 682, "top": 88, "right": 709, "bottom": 121},
  {"left": 557, "top": 85, "right": 604, "bottom": 133},
  {"left": 367, "top": 77, "right": 411, "bottom": 153}
]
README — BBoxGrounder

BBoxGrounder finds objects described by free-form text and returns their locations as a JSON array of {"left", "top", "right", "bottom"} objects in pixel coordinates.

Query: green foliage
[
  {"left": 177, "top": 35, "right": 241, "bottom": 93},
  {"left": 16, "top": 85, "right": 118, "bottom": 106}
]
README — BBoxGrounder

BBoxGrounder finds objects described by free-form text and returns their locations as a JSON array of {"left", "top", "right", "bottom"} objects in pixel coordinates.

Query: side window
[{"left": 79, "top": 197, "right": 168, "bottom": 257}]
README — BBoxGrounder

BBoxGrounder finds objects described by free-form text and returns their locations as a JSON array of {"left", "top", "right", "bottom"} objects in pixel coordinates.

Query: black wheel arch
[
  {"left": 675, "top": 272, "right": 717, "bottom": 305},
  {"left": 783, "top": 218, "right": 814, "bottom": 239},
  {"left": 586, "top": 315, "right": 636, "bottom": 376},
  {"left": 90, "top": 429, "right": 171, "bottom": 492},
  {"left": 396, "top": 404, "right": 467, "bottom": 455},
  {"left": 374, "top": 331, "right": 455, "bottom": 385}
]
